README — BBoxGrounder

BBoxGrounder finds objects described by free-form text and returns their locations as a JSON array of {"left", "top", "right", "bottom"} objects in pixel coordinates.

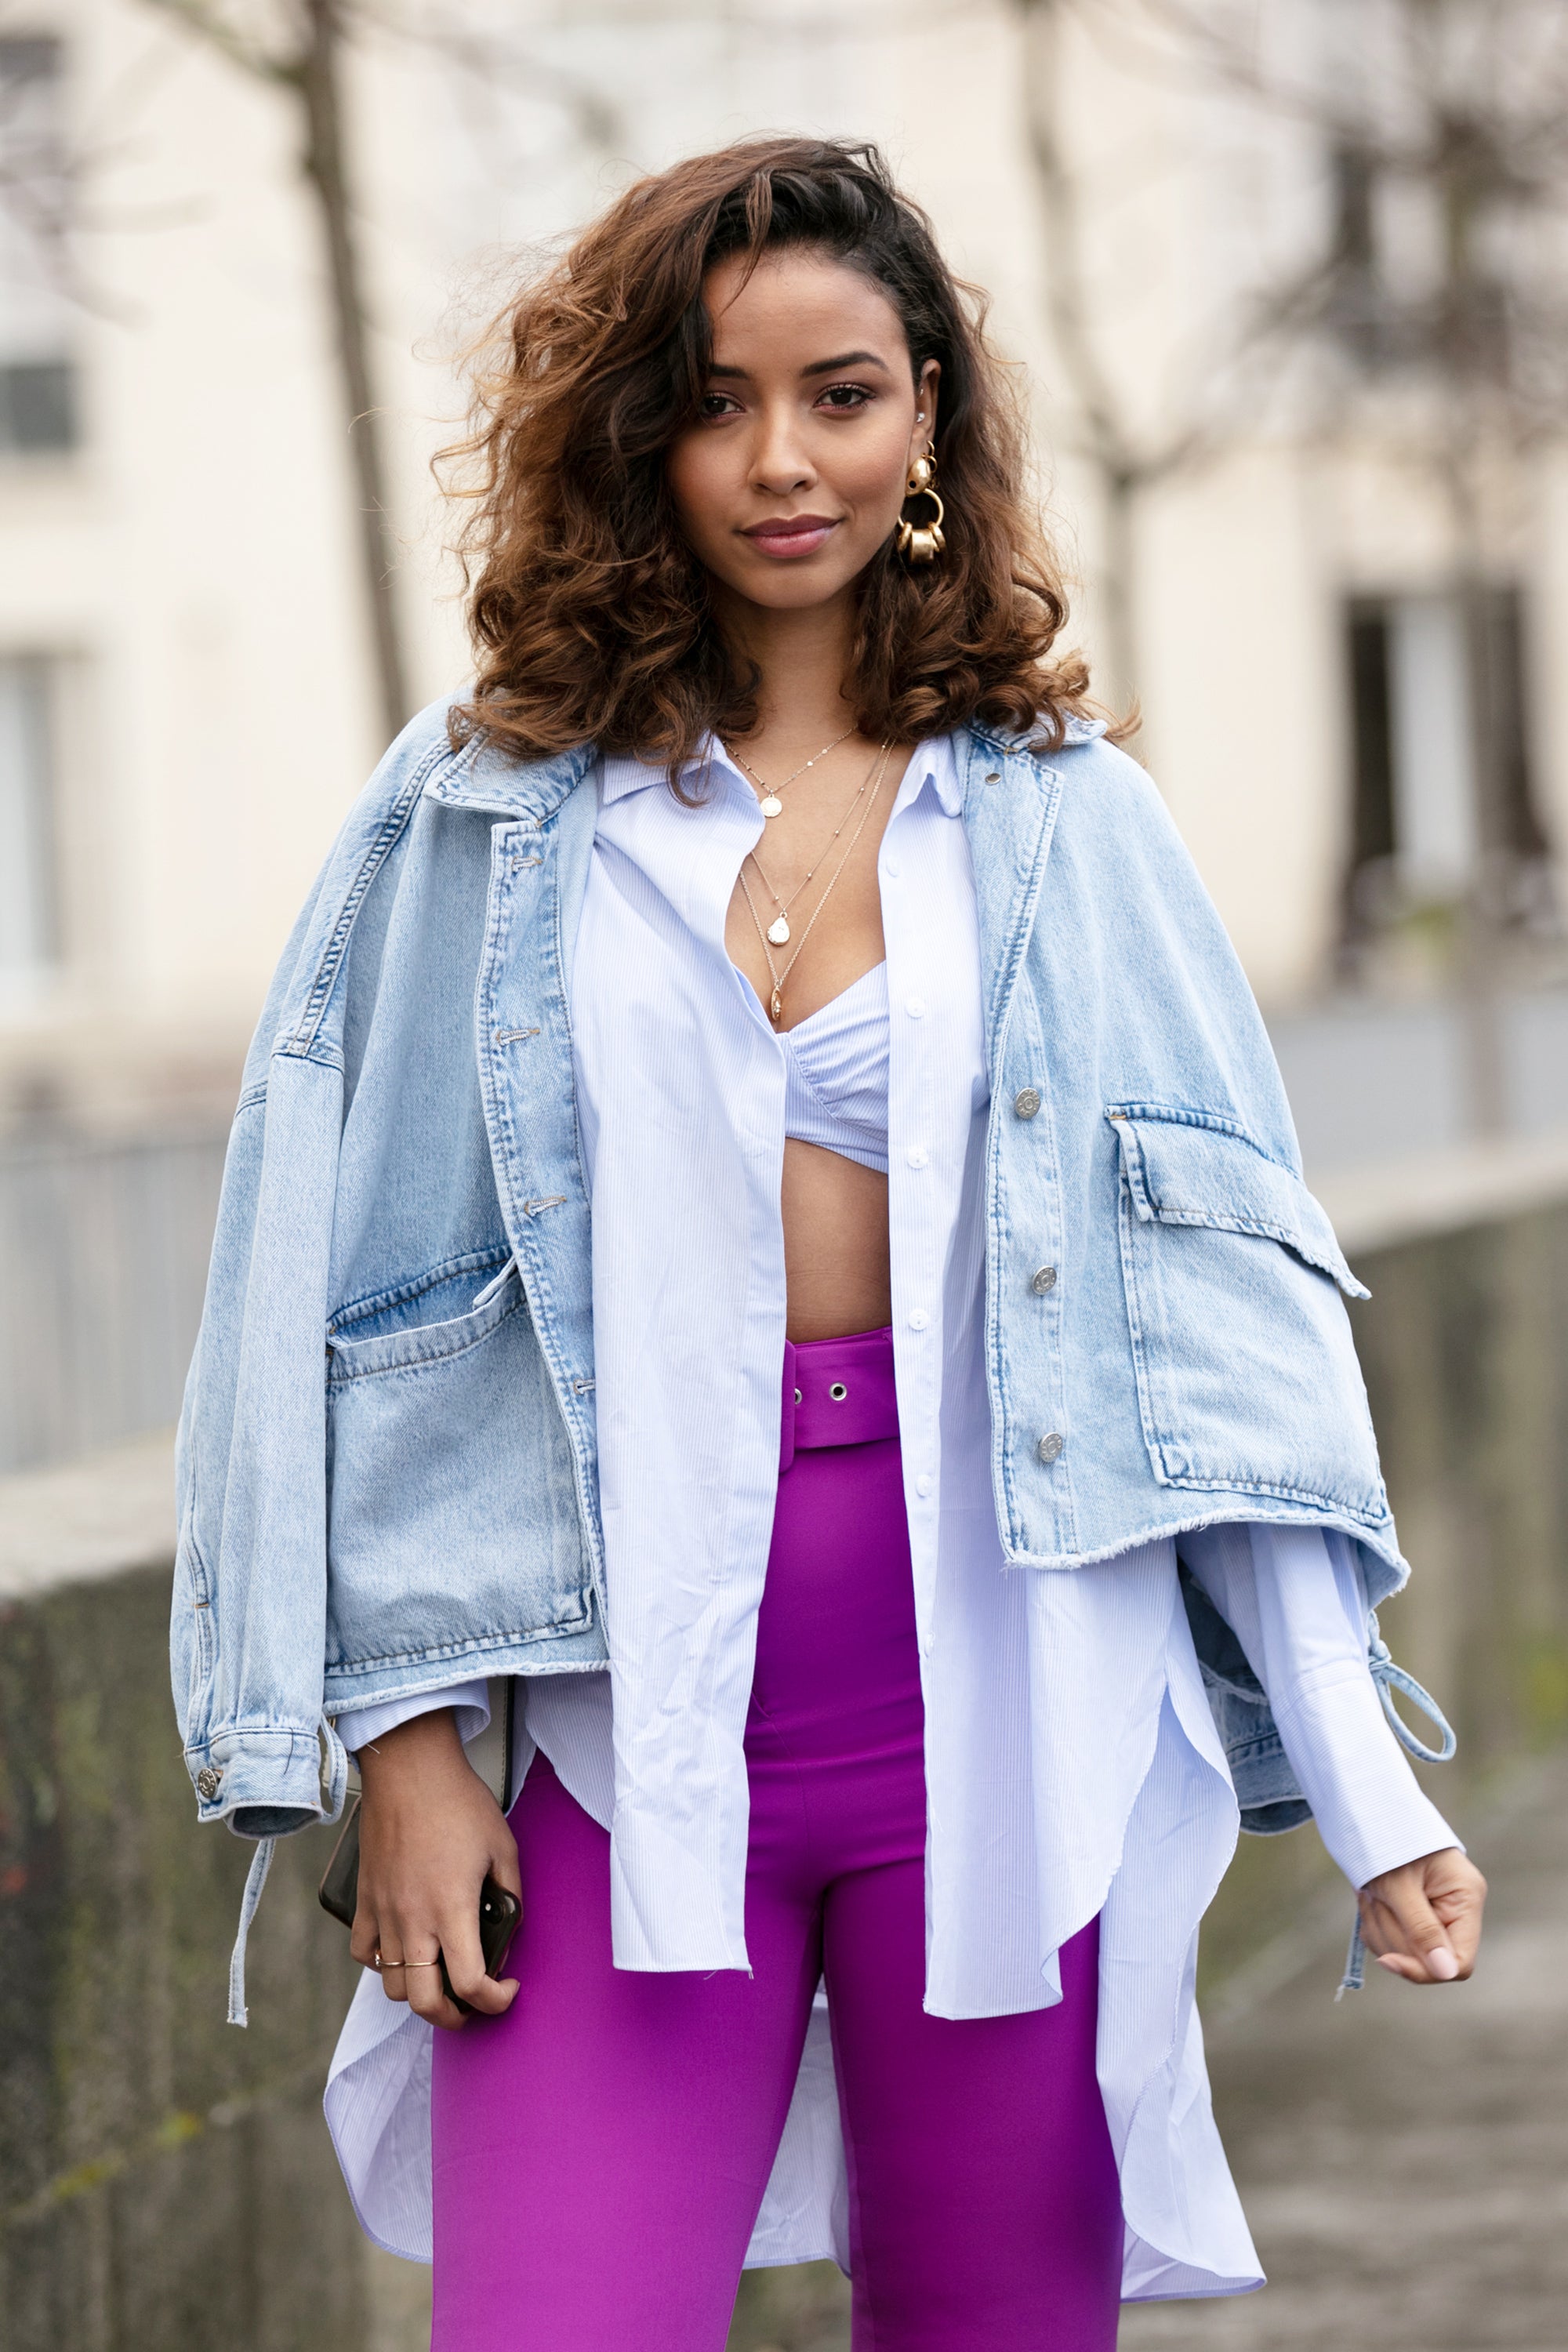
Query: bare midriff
[{"left": 781, "top": 1138, "right": 891, "bottom": 1341}]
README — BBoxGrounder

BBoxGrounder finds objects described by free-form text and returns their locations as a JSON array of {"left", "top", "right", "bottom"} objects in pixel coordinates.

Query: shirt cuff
[
  {"left": 333, "top": 1679, "right": 492, "bottom": 1754},
  {"left": 1270, "top": 1664, "right": 1461, "bottom": 1889},
  {"left": 1181, "top": 1520, "right": 1461, "bottom": 1890}
]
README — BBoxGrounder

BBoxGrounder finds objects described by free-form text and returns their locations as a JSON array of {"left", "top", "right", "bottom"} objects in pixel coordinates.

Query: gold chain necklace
[
  {"left": 738, "top": 742, "right": 893, "bottom": 1024},
  {"left": 727, "top": 726, "right": 857, "bottom": 818},
  {"left": 744, "top": 740, "right": 882, "bottom": 946}
]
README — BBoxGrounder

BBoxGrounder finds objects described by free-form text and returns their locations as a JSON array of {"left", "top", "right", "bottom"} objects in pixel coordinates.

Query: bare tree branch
[
  {"left": 356, "top": 0, "right": 625, "bottom": 155},
  {"left": 134, "top": 0, "right": 411, "bottom": 738},
  {"left": 136, "top": 0, "right": 298, "bottom": 86},
  {"left": 120, "top": 0, "right": 648, "bottom": 740},
  {"left": 1013, "top": 0, "right": 1348, "bottom": 707},
  {"left": 1099, "top": 0, "right": 1568, "bottom": 1099}
]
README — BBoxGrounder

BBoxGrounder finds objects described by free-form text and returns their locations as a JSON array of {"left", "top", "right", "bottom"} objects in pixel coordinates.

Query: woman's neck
[{"left": 713, "top": 583, "right": 862, "bottom": 764}]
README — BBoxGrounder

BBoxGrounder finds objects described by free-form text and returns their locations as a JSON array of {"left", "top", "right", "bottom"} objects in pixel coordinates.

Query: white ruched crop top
[{"left": 778, "top": 960, "right": 890, "bottom": 1174}]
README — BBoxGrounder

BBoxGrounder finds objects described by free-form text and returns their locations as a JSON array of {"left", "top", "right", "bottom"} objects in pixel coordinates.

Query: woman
[{"left": 174, "top": 139, "right": 1485, "bottom": 2349}]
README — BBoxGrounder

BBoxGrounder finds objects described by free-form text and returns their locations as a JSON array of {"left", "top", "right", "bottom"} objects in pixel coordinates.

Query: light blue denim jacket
[{"left": 172, "top": 699, "right": 1413, "bottom": 1851}]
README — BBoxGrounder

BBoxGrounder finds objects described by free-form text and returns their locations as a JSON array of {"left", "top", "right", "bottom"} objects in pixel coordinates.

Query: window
[
  {"left": 1324, "top": 134, "right": 1515, "bottom": 389},
  {"left": 0, "top": 655, "right": 58, "bottom": 990},
  {"left": 1344, "top": 586, "right": 1550, "bottom": 935},
  {"left": 0, "top": 38, "right": 74, "bottom": 456}
]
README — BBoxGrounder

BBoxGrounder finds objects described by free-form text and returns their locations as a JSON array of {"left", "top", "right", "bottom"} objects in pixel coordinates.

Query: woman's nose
[{"left": 750, "top": 405, "right": 815, "bottom": 495}]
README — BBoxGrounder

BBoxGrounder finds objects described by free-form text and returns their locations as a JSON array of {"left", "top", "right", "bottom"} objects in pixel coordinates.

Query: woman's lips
[{"left": 742, "top": 516, "right": 839, "bottom": 560}]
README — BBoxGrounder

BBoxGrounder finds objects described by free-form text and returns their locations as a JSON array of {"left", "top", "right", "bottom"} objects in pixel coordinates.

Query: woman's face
[{"left": 666, "top": 248, "right": 940, "bottom": 615}]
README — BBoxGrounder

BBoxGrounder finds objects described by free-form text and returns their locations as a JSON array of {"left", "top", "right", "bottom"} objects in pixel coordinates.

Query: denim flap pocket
[
  {"left": 1109, "top": 1106, "right": 1367, "bottom": 1298},
  {"left": 1108, "top": 1105, "right": 1385, "bottom": 1520}
]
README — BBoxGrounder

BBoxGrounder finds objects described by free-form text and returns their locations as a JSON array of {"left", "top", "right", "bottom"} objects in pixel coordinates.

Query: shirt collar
[
  {"left": 597, "top": 746, "right": 706, "bottom": 806},
  {"left": 908, "top": 732, "right": 964, "bottom": 819}
]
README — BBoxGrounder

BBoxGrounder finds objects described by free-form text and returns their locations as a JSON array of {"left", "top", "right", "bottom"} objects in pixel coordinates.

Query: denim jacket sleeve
[
  {"left": 170, "top": 710, "right": 447, "bottom": 1838},
  {"left": 1179, "top": 1558, "right": 1313, "bottom": 1835}
]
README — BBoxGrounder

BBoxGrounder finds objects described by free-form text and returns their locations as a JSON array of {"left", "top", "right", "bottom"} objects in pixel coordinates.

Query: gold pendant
[
  {"left": 767, "top": 915, "right": 790, "bottom": 946},
  {"left": 770, "top": 987, "right": 782, "bottom": 1023},
  {"left": 759, "top": 795, "right": 783, "bottom": 818}
]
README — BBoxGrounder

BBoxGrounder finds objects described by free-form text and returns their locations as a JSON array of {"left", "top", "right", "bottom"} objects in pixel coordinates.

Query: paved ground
[
  {"left": 730, "top": 1752, "right": 1568, "bottom": 2351},
  {"left": 1122, "top": 1752, "right": 1568, "bottom": 2352}
]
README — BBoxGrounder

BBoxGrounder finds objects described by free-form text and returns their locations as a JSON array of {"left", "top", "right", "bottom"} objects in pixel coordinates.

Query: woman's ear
[{"left": 910, "top": 358, "right": 942, "bottom": 458}]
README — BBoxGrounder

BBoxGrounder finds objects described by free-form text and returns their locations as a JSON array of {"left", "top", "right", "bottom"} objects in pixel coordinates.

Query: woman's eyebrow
[
  {"left": 801, "top": 350, "right": 890, "bottom": 376},
  {"left": 705, "top": 351, "right": 893, "bottom": 381}
]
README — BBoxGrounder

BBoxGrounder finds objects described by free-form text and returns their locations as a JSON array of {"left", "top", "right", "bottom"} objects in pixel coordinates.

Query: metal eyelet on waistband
[
  {"left": 794, "top": 1388, "right": 803, "bottom": 1403},
  {"left": 829, "top": 1382, "right": 848, "bottom": 1401}
]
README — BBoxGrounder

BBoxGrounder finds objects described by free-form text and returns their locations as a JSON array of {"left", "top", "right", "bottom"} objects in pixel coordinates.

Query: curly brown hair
[{"left": 443, "top": 136, "right": 1098, "bottom": 770}]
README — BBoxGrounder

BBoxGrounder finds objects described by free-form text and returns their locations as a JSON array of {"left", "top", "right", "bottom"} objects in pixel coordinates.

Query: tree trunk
[
  {"left": 298, "top": 0, "right": 409, "bottom": 746},
  {"left": 1100, "top": 464, "right": 1141, "bottom": 732}
]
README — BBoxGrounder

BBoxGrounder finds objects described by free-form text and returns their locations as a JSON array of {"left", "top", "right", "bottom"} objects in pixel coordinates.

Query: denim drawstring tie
[
  {"left": 1336, "top": 1611, "right": 1457, "bottom": 2001},
  {"left": 227, "top": 1715, "right": 350, "bottom": 2027}
]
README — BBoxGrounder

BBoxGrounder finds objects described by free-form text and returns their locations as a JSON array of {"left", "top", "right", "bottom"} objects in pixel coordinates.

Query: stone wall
[
  {"left": 0, "top": 1436, "right": 405, "bottom": 2349},
  {"left": 2, "top": 1197, "right": 1566, "bottom": 2349}
]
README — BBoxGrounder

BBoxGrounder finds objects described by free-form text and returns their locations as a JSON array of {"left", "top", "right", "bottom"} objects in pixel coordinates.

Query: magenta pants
[{"left": 430, "top": 1328, "right": 1123, "bottom": 2349}]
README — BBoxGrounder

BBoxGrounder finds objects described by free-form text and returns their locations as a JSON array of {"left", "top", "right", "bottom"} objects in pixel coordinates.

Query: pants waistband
[{"left": 780, "top": 1326, "right": 898, "bottom": 1471}]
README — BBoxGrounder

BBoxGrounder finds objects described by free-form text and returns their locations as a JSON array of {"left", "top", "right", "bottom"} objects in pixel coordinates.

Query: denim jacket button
[
  {"left": 1013, "top": 1087, "right": 1041, "bottom": 1120},
  {"left": 1036, "top": 1432, "right": 1064, "bottom": 1464},
  {"left": 1030, "top": 1265, "right": 1058, "bottom": 1294},
  {"left": 196, "top": 1765, "right": 223, "bottom": 1800}
]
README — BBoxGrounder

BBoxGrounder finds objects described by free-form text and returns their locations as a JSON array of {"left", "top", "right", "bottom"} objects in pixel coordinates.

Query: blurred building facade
[{"left": 4, "top": 0, "right": 1568, "bottom": 1469}]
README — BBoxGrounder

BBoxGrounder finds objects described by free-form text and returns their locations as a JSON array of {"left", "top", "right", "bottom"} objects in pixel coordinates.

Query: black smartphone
[{"left": 318, "top": 1796, "right": 522, "bottom": 2009}]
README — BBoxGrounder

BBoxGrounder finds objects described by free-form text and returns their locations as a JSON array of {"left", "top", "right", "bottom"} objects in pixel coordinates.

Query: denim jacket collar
[{"left": 423, "top": 731, "right": 597, "bottom": 823}]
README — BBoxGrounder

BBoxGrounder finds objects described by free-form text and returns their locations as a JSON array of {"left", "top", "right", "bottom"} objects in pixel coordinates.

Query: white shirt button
[
  {"left": 883, "top": 856, "right": 901, "bottom": 878},
  {"left": 906, "top": 1145, "right": 930, "bottom": 1170},
  {"left": 915, "top": 1472, "right": 934, "bottom": 1497},
  {"left": 905, "top": 996, "right": 927, "bottom": 1018},
  {"left": 908, "top": 1308, "right": 930, "bottom": 1330}
]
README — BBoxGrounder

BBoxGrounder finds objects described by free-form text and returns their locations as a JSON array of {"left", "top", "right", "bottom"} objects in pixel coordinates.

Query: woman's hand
[
  {"left": 350, "top": 1708, "right": 521, "bottom": 2030},
  {"left": 1358, "top": 1845, "right": 1486, "bottom": 1985}
]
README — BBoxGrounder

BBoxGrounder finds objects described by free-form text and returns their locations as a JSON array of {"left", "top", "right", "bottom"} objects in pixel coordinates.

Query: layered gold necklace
[
  {"left": 728, "top": 727, "right": 856, "bottom": 819},
  {"left": 736, "top": 739, "right": 893, "bottom": 1025}
]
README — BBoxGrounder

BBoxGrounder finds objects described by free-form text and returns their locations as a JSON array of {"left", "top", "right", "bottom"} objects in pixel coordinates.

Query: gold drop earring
[{"left": 896, "top": 438, "right": 946, "bottom": 564}]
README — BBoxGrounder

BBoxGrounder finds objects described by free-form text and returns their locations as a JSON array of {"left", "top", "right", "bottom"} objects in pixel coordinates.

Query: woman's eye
[
  {"left": 818, "top": 383, "right": 873, "bottom": 411},
  {"left": 699, "top": 392, "right": 742, "bottom": 419}
]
